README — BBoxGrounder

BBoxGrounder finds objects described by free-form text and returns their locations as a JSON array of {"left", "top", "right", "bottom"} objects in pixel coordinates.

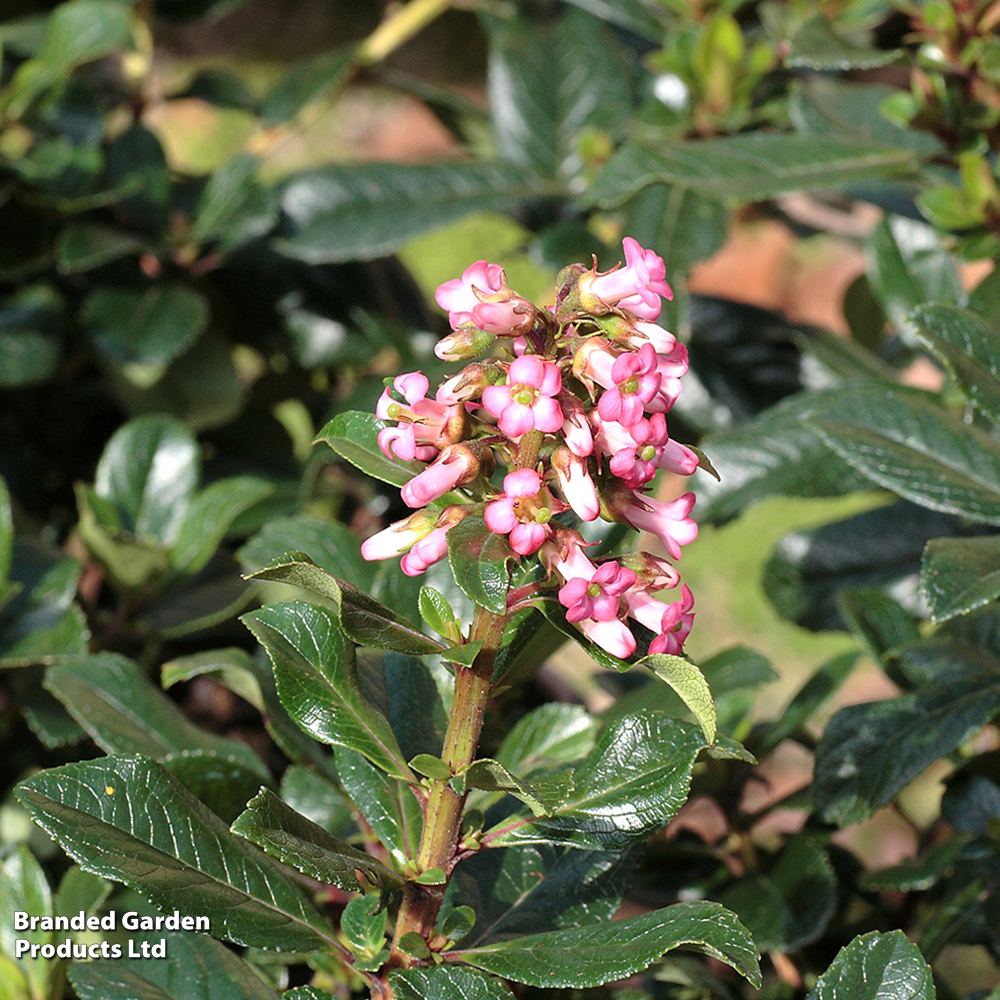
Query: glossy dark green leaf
[
  {"left": 54, "top": 865, "right": 110, "bottom": 920},
  {"left": 0, "top": 329, "right": 61, "bottom": 387},
  {"left": 867, "top": 218, "right": 961, "bottom": 332},
  {"left": 460, "top": 845, "right": 638, "bottom": 945},
  {"left": 161, "top": 751, "right": 269, "bottom": 824},
  {"left": 69, "top": 930, "right": 281, "bottom": 1000},
  {"left": 275, "top": 162, "right": 562, "bottom": 264},
  {"left": 15, "top": 756, "right": 337, "bottom": 952},
  {"left": 763, "top": 501, "right": 963, "bottom": 632},
  {"left": 44, "top": 653, "right": 268, "bottom": 778},
  {"left": 190, "top": 154, "right": 277, "bottom": 253},
  {"left": 722, "top": 836, "right": 837, "bottom": 951},
  {"left": 170, "top": 477, "right": 274, "bottom": 578},
  {"left": 447, "top": 515, "right": 512, "bottom": 616},
  {"left": 81, "top": 284, "right": 209, "bottom": 368},
  {"left": 489, "top": 711, "right": 706, "bottom": 850},
  {"left": 231, "top": 788, "right": 405, "bottom": 898},
  {"left": 804, "top": 930, "right": 934, "bottom": 1000},
  {"left": 562, "top": 0, "right": 664, "bottom": 40},
  {"left": 341, "top": 894, "right": 386, "bottom": 957},
  {"left": 786, "top": 16, "right": 901, "bottom": 70},
  {"left": 586, "top": 135, "right": 918, "bottom": 208},
  {"left": 759, "top": 652, "right": 858, "bottom": 754},
  {"left": 922, "top": 535, "right": 1000, "bottom": 623},
  {"left": 238, "top": 515, "right": 370, "bottom": 591},
  {"left": 94, "top": 415, "right": 199, "bottom": 547},
  {"left": 55, "top": 222, "right": 146, "bottom": 274},
  {"left": 450, "top": 900, "right": 760, "bottom": 988},
  {"left": 245, "top": 552, "right": 443, "bottom": 655},
  {"left": 410, "top": 754, "right": 452, "bottom": 780},
  {"left": 693, "top": 389, "right": 870, "bottom": 525},
  {"left": 911, "top": 303, "right": 1000, "bottom": 423},
  {"left": 837, "top": 588, "right": 919, "bottom": 668},
  {"left": 261, "top": 45, "right": 357, "bottom": 124},
  {"left": 941, "top": 752, "right": 1000, "bottom": 834},
  {"left": 419, "top": 586, "right": 458, "bottom": 639},
  {"left": 699, "top": 645, "right": 778, "bottom": 697},
  {"left": 638, "top": 653, "right": 716, "bottom": 743},
  {"left": 808, "top": 384, "right": 1000, "bottom": 525},
  {"left": 15, "top": 669, "right": 87, "bottom": 747},
  {"left": 484, "top": 7, "right": 630, "bottom": 177},
  {"left": 315, "top": 411, "right": 424, "bottom": 489},
  {"left": 34, "top": 0, "right": 132, "bottom": 74},
  {"left": 814, "top": 674, "right": 1000, "bottom": 825},
  {"left": 494, "top": 703, "right": 599, "bottom": 777},
  {"left": 861, "top": 836, "right": 968, "bottom": 891},
  {"left": 391, "top": 967, "right": 514, "bottom": 1000},
  {"left": 241, "top": 601, "right": 413, "bottom": 780},
  {"left": 335, "top": 748, "right": 422, "bottom": 867},
  {"left": 279, "top": 765, "right": 354, "bottom": 840}
]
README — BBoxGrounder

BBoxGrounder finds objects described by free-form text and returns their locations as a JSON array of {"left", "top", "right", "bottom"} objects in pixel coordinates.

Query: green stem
[
  {"left": 388, "top": 605, "right": 506, "bottom": 963},
  {"left": 357, "top": 0, "right": 453, "bottom": 65}
]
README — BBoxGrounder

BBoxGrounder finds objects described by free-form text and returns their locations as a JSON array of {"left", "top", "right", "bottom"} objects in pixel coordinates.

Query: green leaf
[
  {"left": 341, "top": 895, "right": 386, "bottom": 955},
  {"left": 276, "top": 162, "right": 563, "bottom": 264},
  {"left": 69, "top": 931, "right": 281, "bottom": 1000},
  {"left": 238, "top": 515, "right": 371, "bottom": 591},
  {"left": 35, "top": 0, "right": 132, "bottom": 74},
  {"left": 442, "top": 640, "right": 484, "bottom": 667},
  {"left": 447, "top": 515, "right": 512, "bottom": 615},
  {"left": 911, "top": 303, "right": 1000, "bottom": 423},
  {"left": 759, "top": 652, "right": 859, "bottom": 754},
  {"left": 814, "top": 673, "right": 1000, "bottom": 825},
  {"left": 489, "top": 711, "right": 706, "bottom": 850},
  {"left": 451, "top": 900, "right": 760, "bottom": 988},
  {"left": 804, "top": 930, "right": 934, "bottom": 1000},
  {"left": 398, "top": 931, "right": 432, "bottom": 959},
  {"left": 419, "top": 586, "right": 459, "bottom": 639},
  {"left": 693, "top": 388, "right": 872, "bottom": 524},
  {"left": 244, "top": 553, "right": 444, "bottom": 655},
  {"left": 336, "top": 747, "right": 423, "bottom": 866},
  {"left": 94, "top": 415, "right": 200, "bottom": 547},
  {"left": 55, "top": 223, "right": 146, "bottom": 274},
  {"left": 786, "top": 16, "right": 901, "bottom": 70},
  {"left": 279, "top": 765, "right": 354, "bottom": 840},
  {"left": 495, "top": 703, "right": 599, "bottom": 776},
  {"left": 261, "top": 45, "right": 357, "bottom": 124},
  {"left": 231, "top": 788, "right": 405, "bottom": 899},
  {"left": 808, "top": 384, "right": 1000, "bottom": 525},
  {"left": 484, "top": 7, "right": 631, "bottom": 178},
  {"left": 315, "top": 411, "right": 424, "bottom": 489},
  {"left": 391, "top": 967, "right": 515, "bottom": 1000},
  {"left": 81, "top": 284, "right": 210, "bottom": 368},
  {"left": 460, "top": 844, "right": 637, "bottom": 944},
  {"left": 465, "top": 759, "right": 553, "bottom": 817},
  {"left": 586, "top": 135, "right": 919, "bottom": 207},
  {"left": 562, "top": 0, "right": 665, "bottom": 40},
  {"left": 44, "top": 653, "right": 268, "bottom": 778},
  {"left": 54, "top": 865, "right": 110, "bottom": 920},
  {"left": 241, "top": 601, "right": 413, "bottom": 780},
  {"left": 861, "top": 836, "right": 969, "bottom": 892},
  {"left": 0, "top": 476, "right": 14, "bottom": 589},
  {"left": 0, "top": 845, "right": 52, "bottom": 1000},
  {"left": 169, "top": 476, "right": 274, "bottom": 578},
  {"left": 413, "top": 868, "right": 446, "bottom": 885},
  {"left": 922, "top": 535, "right": 1000, "bottom": 623},
  {"left": 638, "top": 653, "right": 716, "bottom": 744},
  {"left": 15, "top": 756, "right": 337, "bottom": 952},
  {"left": 409, "top": 754, "right": 453, "bottom": 780},
  {"left": 0, "top": 284, "right": 63, "bottom": 388},
  {"left": 161, "top": 752, "right": 270, "bottom": 825},
  {"left": 836, "top": 588, "right": 919, "bottom": 669},
  {"left": 190, "top": 154, "right": 278, "bottom": 253},
  {"left": 722, "top": 836, "right": 837, "bottom": 951}
]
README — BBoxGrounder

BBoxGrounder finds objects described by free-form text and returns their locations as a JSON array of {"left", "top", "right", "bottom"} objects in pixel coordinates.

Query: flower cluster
[{"left": 360, "top": 239, "right": 700, "bottom": 659}]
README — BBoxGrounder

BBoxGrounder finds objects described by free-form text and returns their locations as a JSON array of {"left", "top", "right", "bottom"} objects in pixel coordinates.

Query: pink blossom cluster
[{"left": 360, "top": 239, "right": 700, "bottom": 659}]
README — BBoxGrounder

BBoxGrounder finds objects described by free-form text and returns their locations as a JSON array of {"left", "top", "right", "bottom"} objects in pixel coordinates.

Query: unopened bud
[{"left": 435, "top": 323, "right": 497, "bottom": 362}]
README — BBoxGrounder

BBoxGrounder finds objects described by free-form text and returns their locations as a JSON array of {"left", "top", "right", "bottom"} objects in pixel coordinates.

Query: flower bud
[
  {"left": 551, "top": 446, "right": 599, "bottom": 521},
  {"left": 401, "top": 443, "right": 481, "bottom": 508},
  {"left": 435, "top": 323, "right": 497, "bottom": 362},
  {"left": 361, "top": 508, "right": 439, "bottom": 561}
]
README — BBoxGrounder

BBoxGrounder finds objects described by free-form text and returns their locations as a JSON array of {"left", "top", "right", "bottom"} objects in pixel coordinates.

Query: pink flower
[
  {"left": 595, "top": 413, "right": 699, "bottom": 488},
  {"left": 647, "top": 342, "right": 690, "bottom": 414},
  {"left": 578, "top": 618, "right": 637, "bottom": 659},
  {"left": 626, "top": 321, "right": 677, "bottom": 355},
  {"left": 435, "top": 261, "right": 535, "bottom": 337},
  {"left": 551, "top": 446, "right": 599, "bottom": 521},
  {"left": 400, "top": 444, "right": 480, "bottom": 508},
  {"left": 559, "top": 560, "right": 637, "bottom": 622},
  {"left": 400, "top": 527, "right": 450, "bottom": 576},
  {"left": 435, "top": 261, "right": 505, "bottom": 329},
  {"left": 484, "top": 469, "right": 563, "bottom": 556},
  {"left": 623, "top": 492, "right": 698, "bottom": 560},
  {"left": 578, "top": 238, "right": 673, "bottom": 321},
  {"left": 648, "top": 585, "right": 695, "bottom": 655},
  {"left": 361, "top": 508, "right": 438, "bottom": 562},
  {"left": 560, "top": 395, "right": 594, "bottom": 458},
  {"left": 597, "top": 343, "right": 661, "bottom": 426},
  {"left": 481, "top": 355, "right": 563, "bottom": 438},
  {"left": 377, "top": 372, "right": 462, "bottom": 462}
]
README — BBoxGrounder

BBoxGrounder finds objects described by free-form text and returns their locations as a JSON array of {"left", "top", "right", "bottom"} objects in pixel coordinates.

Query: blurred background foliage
[{"left": 4, "top": 0, "right": 1000, "bottom": 997}]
